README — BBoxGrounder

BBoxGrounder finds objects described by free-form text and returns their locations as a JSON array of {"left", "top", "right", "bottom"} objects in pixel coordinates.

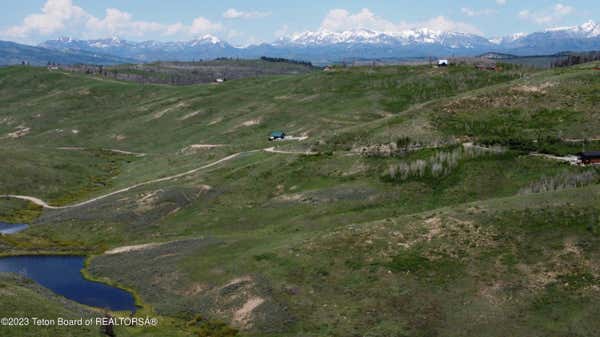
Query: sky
[{"left": 1, "top": 0, "right": 598, "bottom": 46}]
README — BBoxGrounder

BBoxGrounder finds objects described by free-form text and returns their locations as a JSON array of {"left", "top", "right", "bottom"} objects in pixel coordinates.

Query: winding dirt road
[
  {"left": 57, "top": 147, "right": 147, "bottom": 157},
  {"left": 263, "top": 147, "right": 318, "bottom": 155},
  {"left": 1, "top": 152, "right": 244, "bottom": 209},
  {"left": 1, "top": 145, "right": 318, "bottom": 210}
]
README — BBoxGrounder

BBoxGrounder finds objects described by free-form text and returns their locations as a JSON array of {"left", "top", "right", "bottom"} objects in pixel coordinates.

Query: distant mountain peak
[
  {"left": 55, "top": 36, "right": 74, "bottom": 43},
  {"left": 195, "top": 34, "right": 221, "bottom": 44},
  {"left": 545, "top": 20, "right": 600, "bottom": 37},
  {"left": 579, "top": 20, "right": 600, "bottom": 36},
  {"left": 489, "top": 32, "right": 526, "bottom": 45}
]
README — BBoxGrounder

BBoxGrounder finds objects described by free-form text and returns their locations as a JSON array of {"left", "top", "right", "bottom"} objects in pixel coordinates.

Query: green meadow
[{"left": 1, "top": 61, "right": 599, "bottom": 336}]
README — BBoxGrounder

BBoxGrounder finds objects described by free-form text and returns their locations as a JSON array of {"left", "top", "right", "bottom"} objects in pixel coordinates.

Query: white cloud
[
  {"left": 319, "top": 8, "right": 482, "bottom": 35},
  {"left": 554, "top": 3, "right": 574, "bottom": 16},
  {"left": 189, "top": 17, "right": 222, "bottom": 35},
  {"left": 1, "top": 0, "right": 223, "bottom": 42},
  {"left": 519, "top": 3, "right": 575, "bottom": 24},
  {"left": 320, "top": 8, "right": 402, "bottom": 32},
  {"left": 461, "top": 7, "right": 496, "bottom": 17},
  {"left": 423, "top": 16, "right": 483, "bottom": 35},
  {"left": 164, "top": 22, "right": 185, "bottom": 36},
  {"left": 3, "top": 0, "right": 88, "bottom": 38},
  {"left": 222, "top": 8, "right": 271, "bottom": 19},
  {"left": 496, "top": 0, "right": 507, "bottom": 5},
  {"left": 85, "top": 8, "right": 164, "bottom": 38}
]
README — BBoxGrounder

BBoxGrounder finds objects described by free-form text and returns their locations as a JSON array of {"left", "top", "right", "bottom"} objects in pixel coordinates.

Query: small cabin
[
  {"left": 438, "top": 59, "right": 449, "bottom": 67},
  {"left": 578, "top": 151, "right": 600, "bottom": 165},
  {"left": 269, "top": 131, "right": 286, "bottom": 141}
]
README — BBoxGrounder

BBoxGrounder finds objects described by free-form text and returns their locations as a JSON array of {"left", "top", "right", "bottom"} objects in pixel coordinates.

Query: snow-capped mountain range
[
  {"left": 278, "top": 28, "right": 491, "bottom": 48},
  {"left": 38, "top": 20, "right": 600, "bottom": 63}
]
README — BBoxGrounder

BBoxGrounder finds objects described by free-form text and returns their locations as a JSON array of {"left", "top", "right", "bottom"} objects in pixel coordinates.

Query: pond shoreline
[{"left": 0, "top": 254, "right": 141, "bottom": 312}]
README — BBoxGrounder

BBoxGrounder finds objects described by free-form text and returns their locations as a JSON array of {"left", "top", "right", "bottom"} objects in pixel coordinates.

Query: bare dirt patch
[
  {"left": 179, "top": 144, "right": 225, "bottom": 154},
  {"left": 135, "top": 189, "right": 164, "bottom": 212},
  {"left": 105, "top": 242, "right": 164, "bottom": 255},
  {"left": 208, "top": 117, "right": 223, "bottom": 125},
  {"left": 222, "top": 276, "right": 253, "bottom": 289},
  {"left": 240, "top": 119, "right": 261, "bottom": 127},
  {"left": 178, "top": 110, "right": 201, "bottom": 120},
  {"left": 563, "top": 237, "right": 583, "bottom": 257},
  {"left": 5, "top": 126, "right": 30, "bottom": 139},
  {"left": 511, "top": 81, "right": 556, "bottom": 94},
  {"left": 0, "top": 117, "right": 15, "bottom": 126},
  {"left": 272, "top": 185, "right": 378, "bottom": 205},
  {"left": 233, "top": 296, "right": 265, "bottom": 329},
  {"left": 152, "top": 102, "right": 189, "bottom": 120},
  {"left": 264, "top": 147, "right": 318, "bottom": 155},
  {"left": 384, "top": 214, "right": 497, "bottom": 256}
]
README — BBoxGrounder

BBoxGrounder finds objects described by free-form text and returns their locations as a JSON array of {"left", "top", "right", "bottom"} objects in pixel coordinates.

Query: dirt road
[
  {"left": 57, "top": 147, "right": 147, "bottom": 157},
  {"left": 1, "top": 152, "right": 243, "bottom": 209},
  {"left": 1, "top": 145, "right": 318, "bottom": 210}
]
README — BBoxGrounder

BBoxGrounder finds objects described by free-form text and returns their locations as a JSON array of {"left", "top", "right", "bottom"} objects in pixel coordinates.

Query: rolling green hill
[{"left": 1, "top": 62, "right": 599, "bottom": 337}]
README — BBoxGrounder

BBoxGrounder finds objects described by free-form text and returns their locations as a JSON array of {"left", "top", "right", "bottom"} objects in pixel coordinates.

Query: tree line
[
  {"left": 260, "top": 56, "right": 313, "bottom": 67},
  {"left": 552, "top": 51, "right": 600, "bottom": 68}
]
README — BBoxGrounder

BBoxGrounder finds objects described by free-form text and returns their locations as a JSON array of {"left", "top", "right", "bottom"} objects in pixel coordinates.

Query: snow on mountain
[
  {"left": 489, "top": 33, "right": 526, "bottom": 45},
  {"left": 545, "top": 20, "right": 600, "bottom": 38},
  {"left": 38, "top": 20, "right": 600, "bottom": 63},
  {"left": 277, "top": 28, "right": 491, "bottom": 49},
  {"left": 40, "top": 35, "right": 234, "bottom": 62},
  {"left": 279, "top": 29, "right": 393, "bottom": 45},
  {"left": 44, "top": 34, "right": 223, "bottom": 50}
]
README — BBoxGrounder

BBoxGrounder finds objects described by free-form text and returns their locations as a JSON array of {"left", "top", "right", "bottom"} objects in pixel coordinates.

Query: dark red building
[{"left": 578, "top": 151, "right": 600, "bottom": 165}]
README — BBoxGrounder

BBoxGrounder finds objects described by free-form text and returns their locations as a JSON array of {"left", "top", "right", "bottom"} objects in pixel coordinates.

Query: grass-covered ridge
[{"left": 1, "top": 62, "right": 599, "bottom": 337}]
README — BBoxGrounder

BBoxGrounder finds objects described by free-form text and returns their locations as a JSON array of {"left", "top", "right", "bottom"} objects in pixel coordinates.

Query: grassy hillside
[
  {"left": 1, "top": 62, "right": 599, "bottom": 337},
  {"left": 0, "top": 273, "right": 99, "bottom": 337}
]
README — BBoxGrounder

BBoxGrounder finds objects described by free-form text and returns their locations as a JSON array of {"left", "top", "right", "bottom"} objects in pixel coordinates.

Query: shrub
[
  {"left": 519, "top": 170, "right": 599, "bottom": 195},
  {"left": 189, "top": 315, "right": 239, "bottom": 337},
  {"left": 385, "top": 144, "right": 505, "bottom": 181}
]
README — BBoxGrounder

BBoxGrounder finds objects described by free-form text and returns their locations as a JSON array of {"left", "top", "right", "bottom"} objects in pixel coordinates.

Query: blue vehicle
[{"left": 269, "top": 131, "right": 286, "bottom": 141}]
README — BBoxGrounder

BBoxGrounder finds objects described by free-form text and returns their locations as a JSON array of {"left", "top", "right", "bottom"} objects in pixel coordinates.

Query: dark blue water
[
  {"left": 0, "top": 255, "right": 136, "bottom": 312},
  {"left": 0, "top": 222, "right": 29, "bottom": 234}
]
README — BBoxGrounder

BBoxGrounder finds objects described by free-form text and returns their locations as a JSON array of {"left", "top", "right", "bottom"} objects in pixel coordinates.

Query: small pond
[
  {"left": 0, "top": 255, "right": 136, "bottom": 312},
  {"left": 0, "top": 222, "right": 29, "bottom": 234}
]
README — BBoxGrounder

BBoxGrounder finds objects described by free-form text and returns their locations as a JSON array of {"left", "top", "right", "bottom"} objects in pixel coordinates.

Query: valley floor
[{"left": 1, "top": 62, "right": 600, "bottom": 337}]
